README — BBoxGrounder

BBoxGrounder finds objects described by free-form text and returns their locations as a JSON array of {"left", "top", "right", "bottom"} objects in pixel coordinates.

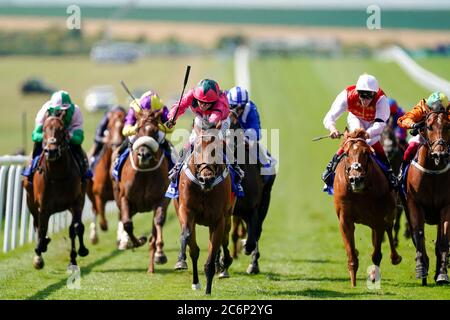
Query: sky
[{"left": 4, "top": 0, "right": 450, "bottom": 9}]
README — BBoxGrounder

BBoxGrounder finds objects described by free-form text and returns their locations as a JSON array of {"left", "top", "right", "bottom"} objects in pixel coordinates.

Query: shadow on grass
[
  {"left": 272, "top": 288, "right": 396, "bottom": 298},
  {"left": 26, "top": 249, "right": 124, "bottom": 300},
  {"left": 259, "top": 272, "right": 350, "bottom": 283},
  {"left": 99, "top": 267, "right": 177, "bottom": 275}
]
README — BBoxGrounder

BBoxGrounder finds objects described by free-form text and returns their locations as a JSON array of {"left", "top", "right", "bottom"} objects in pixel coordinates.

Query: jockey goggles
[{"left": 358, "top": 90, "right": 376, "bottom": 100}]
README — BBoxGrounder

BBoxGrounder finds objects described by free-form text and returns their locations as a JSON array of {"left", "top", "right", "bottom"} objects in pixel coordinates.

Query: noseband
[{"left": 423, "top": 111, "right": 449, "bottom": 152}]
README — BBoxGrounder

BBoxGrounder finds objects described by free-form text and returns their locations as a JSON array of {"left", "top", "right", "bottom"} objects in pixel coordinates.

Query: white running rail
[{"left": 378, "top": 45, "right": 450, "bottom": 97}]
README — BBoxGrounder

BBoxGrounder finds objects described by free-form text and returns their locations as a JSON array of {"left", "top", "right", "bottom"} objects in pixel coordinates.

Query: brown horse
[
  {"left": 173, "top": 121, "right": 234, "bottom": 294},
  {"left": 381, "top": 118, "right": 408, "bottom": 247},
  {"left": 111, "top": 108, "right": 170, "bottom": 273},
  {"left": 23, "top": 116, "right": 89, "bottom": 269},
  {"left": 226, "top": 111, "right": 266, "bottom": 274},
  {"left": 404, "top": 108, "right": 450, "bottom": 285},
  {"left": 87, "top": 108, "right": 126, "bottom": 244},
  {"left": 333, "top": 129, "right": 402, "bottom": 287}
]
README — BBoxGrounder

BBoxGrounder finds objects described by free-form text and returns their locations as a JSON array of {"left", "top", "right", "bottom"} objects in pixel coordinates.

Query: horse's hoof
[
  {"left": 78, "top": 247, "right": 89, "bottom": 257},
  {"left": 391, "top": 254, "right": 402, "bottom": 265},
  {"left": 219, "top": 270, "right": 230, "bottom": 279},
  {"left": 246, "top": 264, "right": 260, "bottom": 275},
  {"left": 32, "top": 255, "right": 44, "bottom": 270},
  {"left": 192, "top": 283, "right": 201, "bottom": 290},
  {"left": 422, "top": 277, "right": 428, "bottom": 286},
  {"left": 147, "top": 267, "right": 154, "bottom": 274},
  {"left": 436, "top": 273, "right": 449, "bottom": 285},
  {"left": 100, "top": 221, "right": 108, "bottom": 232},
  {"left": 174, "top": 260, "right": 188, "bottom": 270},
  {"left": 138, "top": 236, "right": 148, "bottom": 246},
  {"left": 155, "top": 252, "right": 168, "bottom": 265}
]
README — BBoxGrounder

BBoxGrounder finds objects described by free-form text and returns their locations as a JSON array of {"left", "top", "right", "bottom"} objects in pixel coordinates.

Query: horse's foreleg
[
  {"left": 386, "top": 223, "right": 402, "bottom": 265},
  {"left": 435, "top": 210, "right": 450, "bottom": 285},
  {"left": 408, "top": 201, "right": 428, "bottom": 284},
  {"left": 33, "top": 211, "right": 50, "bottom": 269},
  {"left": 244, "top": 208, "right": 258, "bottom": 255},
  {"left": 72, "top": 200, "right": 89, "bottom": 258},
  {"left": 188, "top": 226, "right": 201, "bottom": 290},
  {"left": 120, "top": 197, "right": 145, "bottom": 249},
  {"left": 393, "top": 205, "right": 402, "bottom": 248},
  {"left": 218, "top": 215, "right": 233, "bottom": 278},
  {"left": 154, "top": 200, "right": 168, "bottom": 265},
  {"left": 371, "top": 226, "right": 384, "bottom": 266},
  {"left": 339, "top": 216, "right": 358, "bottom": 287},
  {"left": 231, "top": 216, "right": 240, "bottom": 259},
  {"left": 95, "top": 195, "right": 108, "bottom": 232},
  {"left": 247, "top": 242, "right": 260, "bottom": 275},
  {"left": 205, "top": 219, "right": 225, "bottom": 295},
  {"left": 174, "top": 221, "right": 190, "bottom": 270}
]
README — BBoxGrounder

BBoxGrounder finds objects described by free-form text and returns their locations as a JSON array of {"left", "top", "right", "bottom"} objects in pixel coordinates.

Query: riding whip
[
  {"left": 170, "top": 65, "right": 191, "bottom": 124},
  {"left": 312, "top": 133, "right": 343, "bottom": 141}
]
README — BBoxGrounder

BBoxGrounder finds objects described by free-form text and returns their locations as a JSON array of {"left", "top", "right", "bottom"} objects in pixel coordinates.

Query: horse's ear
[
  {"left": 364, "top": 132, "right": 370, "bottom": 140},
  {"left": 343, "top": 127, "right": 349, "bottom": 138},
  {"left": 153, "top": 108, "right": 164, "bottom": 121}
]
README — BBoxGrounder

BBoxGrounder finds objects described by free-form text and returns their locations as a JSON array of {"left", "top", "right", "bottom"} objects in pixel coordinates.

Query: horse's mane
[{"left": 340, "top": 129, "right": 369, "bottom": 149}]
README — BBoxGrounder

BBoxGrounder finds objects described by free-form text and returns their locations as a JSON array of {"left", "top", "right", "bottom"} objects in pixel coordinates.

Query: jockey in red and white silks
[{"left": 321, "top": 74, "right": 398, "bottom": 189}]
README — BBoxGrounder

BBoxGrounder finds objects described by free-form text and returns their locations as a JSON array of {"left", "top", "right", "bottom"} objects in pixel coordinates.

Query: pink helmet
[{"left": 193, "top": 79, "right": 220, "bottom": 103}]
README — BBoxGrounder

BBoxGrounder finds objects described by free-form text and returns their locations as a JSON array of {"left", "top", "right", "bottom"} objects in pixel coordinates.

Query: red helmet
[{"left": 193, "top": 79, "right": 220, "bottom": 103}]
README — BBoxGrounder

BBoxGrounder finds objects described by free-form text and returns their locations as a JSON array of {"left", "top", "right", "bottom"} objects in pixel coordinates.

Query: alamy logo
[
  {"left": 67, "top": 265, "right": 81, "bottom": 289},
  {"left": 366, "top": 5, "right": 381, "bottom": 30},
  {"left": 366, "top": 265, "right": 381, "bottom": 289},
  {"left": 66, "top": 5, "right": 81, "bottom": 30}
]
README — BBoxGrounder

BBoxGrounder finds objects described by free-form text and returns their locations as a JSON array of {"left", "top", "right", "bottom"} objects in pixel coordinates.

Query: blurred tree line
[{"left": 0, "top": 27, "right": 100, "bottom": 55}]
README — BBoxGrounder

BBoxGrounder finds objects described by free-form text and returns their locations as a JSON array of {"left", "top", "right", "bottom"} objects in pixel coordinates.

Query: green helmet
[
  {"left": 426, "top": 91, "right": 448, "bottom": 110},
  {"left": 50, "top": 90, "right": 73, "bottom": 110}
]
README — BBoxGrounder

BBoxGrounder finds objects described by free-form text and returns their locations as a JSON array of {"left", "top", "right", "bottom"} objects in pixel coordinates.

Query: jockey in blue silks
[{"left": 226, "top": 86, "right": 277, "bottom": 179}]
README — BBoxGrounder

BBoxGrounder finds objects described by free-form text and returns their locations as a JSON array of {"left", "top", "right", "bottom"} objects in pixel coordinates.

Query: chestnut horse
[
  {"left": 333, "top": 129, "right": 402, "bottom": 287},
  {"left": 23, "top": 116, "right": 89, "bottom": 269},
  {"left": 111, "top": 108, "right": 170, "bottom": 273},
  {"left": 87, "top": 108, "right": 126, "bottom": 244},
  {"left": 173, "top": 121, "right": 234, "bottom": 294},
  {"left": 404, "top": 108, "right": 450, "bottom": 285},
  {"left": 226, "top": 111, "right": 266, "bottom": 274}
]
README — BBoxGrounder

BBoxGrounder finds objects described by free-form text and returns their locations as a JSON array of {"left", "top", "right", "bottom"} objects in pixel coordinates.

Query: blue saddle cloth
[
  {"left": 322, "top": 154, "right": 390, "bottom": 196},
  {"left": 165, "top": 164, "right": 244, "bottom": 199},
  {"left": 112, "top": 148, "right": 130, "bottom": 182}
]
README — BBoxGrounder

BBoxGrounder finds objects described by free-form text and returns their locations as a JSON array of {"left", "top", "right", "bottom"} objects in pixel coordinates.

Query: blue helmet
[{"left": 227, "top": 86, "right": 249, "bottom": 108}]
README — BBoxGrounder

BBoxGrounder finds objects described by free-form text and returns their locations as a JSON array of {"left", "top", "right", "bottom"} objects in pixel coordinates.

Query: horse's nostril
[
  {"left": 349, "top": 177, "right": 354, "bottom": 183},
  {"left": 198, "top": 176, "right": 205, "bottom": 184}
]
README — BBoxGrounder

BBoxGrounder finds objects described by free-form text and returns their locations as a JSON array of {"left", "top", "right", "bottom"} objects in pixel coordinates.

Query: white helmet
[
  {"left": 356, "top": 74, "right": 379, "bottom": 92},
  {"left": 50, "top": 90, "right": 73, "bottom": 110}
]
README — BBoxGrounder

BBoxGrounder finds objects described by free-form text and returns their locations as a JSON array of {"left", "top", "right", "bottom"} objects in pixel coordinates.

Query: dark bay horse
[
  {"left": 227, "top": 111, "right": 265, "bottom": 274},
  {"left": 87, "top": 108, "right": 126, "bottom": 244},
  {"left": 173, "top": 121, "right": 234, "bottom": 294},
  {"left": 23, "top": 116, "right": 89, "bottom": 269},
  {"left": 111, "top": 109, "right": 170, "bottom": 273},
  {"left": 381, "top": 118, "right": 408, "bottom": 246},
  {"left": 333, "top": 129, "right": 402, "bottom": 287},
  {"left": 404, "top": 108, "right": 450, "bottom": 285}
]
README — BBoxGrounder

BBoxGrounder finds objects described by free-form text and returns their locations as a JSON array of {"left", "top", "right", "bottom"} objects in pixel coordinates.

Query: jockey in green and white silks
[{"left": 22, "top": 90, "right": 89, "bottom": 179}]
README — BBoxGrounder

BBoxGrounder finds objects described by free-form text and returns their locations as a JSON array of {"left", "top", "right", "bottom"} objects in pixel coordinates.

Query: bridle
[
  {"left": 342, "top": 138, "right": 371, "bottom": 184},
  {"left": 421, "top": 110, "right": 449, "bottom": 152}
]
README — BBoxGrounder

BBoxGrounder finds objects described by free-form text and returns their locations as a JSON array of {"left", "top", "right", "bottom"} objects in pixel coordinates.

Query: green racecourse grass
[{"left": 2, "top": 55, "right": 450, "bottom": 299}]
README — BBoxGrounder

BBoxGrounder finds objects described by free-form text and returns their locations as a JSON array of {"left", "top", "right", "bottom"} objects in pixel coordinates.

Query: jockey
[
  {"left": 387, "top": 98, "right": 407, "bottom": 148},
  {"left": 226, "top": 86, "right": 277, "bottom": 177},
  {"left": 115, "top": 90, "right": 177, "bottom": 167},
  {"left": 22, "top": 90, "right": 88, "bottom": 179},
  {"left": 165, "top": 78, "right": 244, "bottom": 182},
  {"left": 397, "top": 91, "right": 449, "bottom": 169},
  {"left": 322, "top": 74, "right": 398, "bottom": 189},
  {"left": 89, "top": 105, "right": 126, "bottom": 166}
]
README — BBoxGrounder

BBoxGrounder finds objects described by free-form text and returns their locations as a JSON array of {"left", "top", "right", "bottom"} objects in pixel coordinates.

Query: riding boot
[
  {"left": 322, "top": 153, "right": 342, "bottom": 185},
  {"left": 381, "top": 160, "right": 399, "bottom": 190},
  {"left": 168, "top": 146, "right": 189, "bottom": 182}
]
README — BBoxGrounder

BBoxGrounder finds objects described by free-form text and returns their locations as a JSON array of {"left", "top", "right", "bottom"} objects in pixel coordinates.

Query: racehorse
[
  {"left": 226, "top": 111, "right": 266, "bottom": 274},
  {"left": 111, "top": 109, "right": 170, "bottom": 273},
  {"left": 381, "top": 117, "right": 408, "bottom": 246},
  {"left": 87, "top": 107, "right": 126, "bottom": 244},
  {"left": 333, "top": 128, "right": 402, "bottom": 287},
  {"left": 173, "top": 120, "right": 234, "bottom": 294},
  {"left": 404, "top": 107, "right": 450, "bottom": 285},
  {"left": 23, "top": 115, "right": 89, "bottom": 269}
]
